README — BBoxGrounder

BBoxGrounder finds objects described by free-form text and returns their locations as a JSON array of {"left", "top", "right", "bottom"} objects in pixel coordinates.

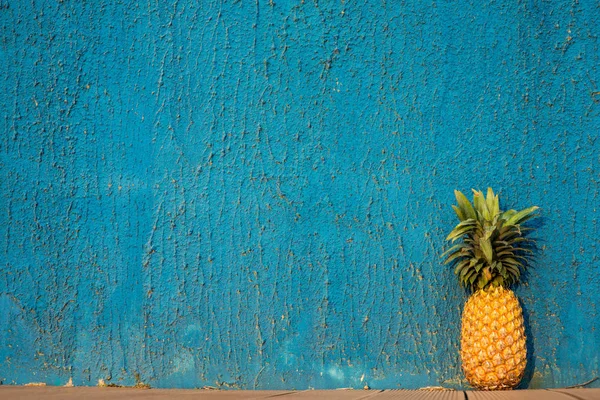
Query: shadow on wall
[
  {"left": 518, "top": 301, "right": 535, "bottom": 389},
  {"left": 517, "top": 216, "right": 544, "bottom": 389}
]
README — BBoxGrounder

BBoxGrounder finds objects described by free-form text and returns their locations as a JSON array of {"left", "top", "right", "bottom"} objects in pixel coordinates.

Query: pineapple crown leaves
[{"left": 442, "top": 188, "right": 539, "bottom": 292}]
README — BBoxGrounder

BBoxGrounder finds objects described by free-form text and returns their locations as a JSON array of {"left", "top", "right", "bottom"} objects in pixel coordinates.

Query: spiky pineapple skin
[{"left": 461, "top": 286, "right": 527, "bottom": 390}]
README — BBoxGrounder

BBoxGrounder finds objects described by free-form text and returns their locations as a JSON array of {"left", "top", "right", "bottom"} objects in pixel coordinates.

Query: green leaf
[
  {"left": 454, "top": 259, "right": 471, "bottom": 275},
  {"left": 473, "top": 189, "right": 490, "bottom": 221},
  {"left": 469, "top": 273, "right": 478, "bottom": 285},
  {"left": 473, "top": 246, "right": 484, "bottom": 260},
  {"left": 511, "top": 247, "right": 533, "bottom": 254},
  {"left": 501, "top": 209, "right": 517, "bottom": 221},
  {"left": 465, "top": 269, "right": 478, "bottom": 283},
  {"left": 505, "top": 206, "right": 540, "bottom": 226},
  {"left": 492, "top": 276, "right": 505, "bottom": 287},
  {"left": 477, "top": 277, "right": 487, "bottom": 289},
  {"left": 480, "top": 237, "right": 494, "bottom": 264},
  {"left": 505, "top": 264, "right": 520, "bottom": 275},
  {"left": 509, "top": 237, "right": 534, "bottom": 245},
  {"left": 441, "top": 243, "right": 465, "bottom": 259},
  {"left": 493, "top": 195, "right": 500, "bottom": 220},
  {"left": 452, "top": 205, "right": 465, "bottom": 221},
  {"left": 496, "top": 262, "right": 507, "bottom": 277},
  {"left": 456, "top": 219, "right": 477, "bottom": 228},
  {"left": 454, "top": 190, "right": 477, "bottom": 220},
  {"left": 483, "top": 225, "right": 497, "bottom": 242},
  {"left": 496, "top": 250, "right": 515, "bottom": 258},
  {"left": 486, "top": 188, "right": 499, "bottom": 219},
  {"left": 474, "top": 262, "right": 483, "bottom": 272},
  {"left": 461, "top": 265, "right": 474, "bottom": 278},
  {"left": 494, "top": 245, "right": 513, "bottom": 252},
  {"left": 445, "top": 224, "right": 476, "bottom": 243},
  {"left": 502, "top": 258, "right": 523, "bottom": 269},
  {"left": 498, "top": 229, "right": 520, "bottom": 241},
  {"left": 445, "top": 189, "right": 538, "bottom": 290},
  {"left": 444, "top": 251, "right": 468, "bottom": 265}
]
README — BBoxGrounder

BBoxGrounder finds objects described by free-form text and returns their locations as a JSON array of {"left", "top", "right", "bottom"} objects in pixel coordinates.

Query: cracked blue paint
[{"left": 0, "top": 0, "right": 599, "bottom": 390}]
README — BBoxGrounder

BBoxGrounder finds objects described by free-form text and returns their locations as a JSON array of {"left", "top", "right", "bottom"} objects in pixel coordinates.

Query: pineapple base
[{"left": 460, "top": 286, "right": 527, "bottom": 390}]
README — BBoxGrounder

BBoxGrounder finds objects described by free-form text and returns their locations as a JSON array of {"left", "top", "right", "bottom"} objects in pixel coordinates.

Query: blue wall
[{"left": 1, "top": 0, "right": 599, "bottom": 390}]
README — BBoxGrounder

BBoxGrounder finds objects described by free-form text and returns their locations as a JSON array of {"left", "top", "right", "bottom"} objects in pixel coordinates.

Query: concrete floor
[{"left": 1, "top": 387, "right": 599, "bottom": 400}]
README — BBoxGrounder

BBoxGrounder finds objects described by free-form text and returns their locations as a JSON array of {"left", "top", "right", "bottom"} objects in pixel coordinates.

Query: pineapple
[{"left": 442, "top": 188, "right": 538, "bottom": 390}]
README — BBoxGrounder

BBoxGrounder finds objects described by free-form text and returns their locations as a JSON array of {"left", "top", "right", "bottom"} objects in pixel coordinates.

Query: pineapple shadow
[
  {"left": 517, "top": 302, "right": 535, "bottom": 389},
  {"left": 517, "top": 216, "right": 544, "bottom": 389}
]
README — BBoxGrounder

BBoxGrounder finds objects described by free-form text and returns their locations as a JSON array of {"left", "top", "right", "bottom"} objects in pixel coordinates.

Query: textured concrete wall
[{"left": 1, "top": 0, "right": 599, "bottom": 390}]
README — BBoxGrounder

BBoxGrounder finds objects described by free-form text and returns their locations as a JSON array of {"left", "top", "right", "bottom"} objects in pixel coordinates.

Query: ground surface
[{"left": 1, "top": 387, "right": 599, "bottom": 399}]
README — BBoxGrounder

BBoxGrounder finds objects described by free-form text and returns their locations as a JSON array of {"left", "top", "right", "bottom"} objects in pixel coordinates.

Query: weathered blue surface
[{"left": 1, "top": 0, "right": 599, "bottom": 390}]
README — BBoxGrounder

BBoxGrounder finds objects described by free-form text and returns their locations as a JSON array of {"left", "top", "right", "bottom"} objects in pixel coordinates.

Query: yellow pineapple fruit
[
  {"left": 442, "top": 188, "right": 538, "bottom": 390},
  {"left": 461, "top": 286, "right": 527, "bottom": 389}
]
